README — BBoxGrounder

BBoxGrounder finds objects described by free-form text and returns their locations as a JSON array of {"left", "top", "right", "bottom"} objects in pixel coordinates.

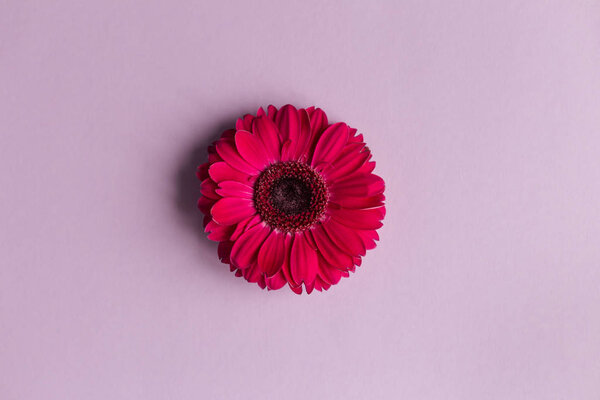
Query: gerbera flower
[{"left": 197, "top": 105, "right": 385, "bottom": 294}]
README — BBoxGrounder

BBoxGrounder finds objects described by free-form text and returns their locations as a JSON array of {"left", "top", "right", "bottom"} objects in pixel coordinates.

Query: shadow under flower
[{"left": 173, "top": 118, "right": 236, "bottom": 257}]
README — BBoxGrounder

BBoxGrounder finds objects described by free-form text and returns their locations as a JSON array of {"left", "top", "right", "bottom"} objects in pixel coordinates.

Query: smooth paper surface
[{"left": 1, "top": 1, "right": 599, "bottom": 399}]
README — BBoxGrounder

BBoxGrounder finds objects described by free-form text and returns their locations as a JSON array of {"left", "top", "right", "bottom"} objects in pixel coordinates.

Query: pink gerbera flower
[{"left": 197, "top": 105, "right": 385, "bottom": 294}]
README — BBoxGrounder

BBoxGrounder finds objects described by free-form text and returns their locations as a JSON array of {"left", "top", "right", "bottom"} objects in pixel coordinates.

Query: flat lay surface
[{"left": 1, "top": 1, "right": 599, "bottom": 399}]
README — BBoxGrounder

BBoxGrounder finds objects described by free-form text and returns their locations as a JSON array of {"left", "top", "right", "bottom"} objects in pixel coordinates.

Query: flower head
[{"left": 197, "top": 105, "right": 385, "bottom": 294}]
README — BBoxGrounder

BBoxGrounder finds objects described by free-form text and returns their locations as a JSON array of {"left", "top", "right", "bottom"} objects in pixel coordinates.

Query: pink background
[{"left": 1, "top": 1, "right": 600, "bottom": 399}]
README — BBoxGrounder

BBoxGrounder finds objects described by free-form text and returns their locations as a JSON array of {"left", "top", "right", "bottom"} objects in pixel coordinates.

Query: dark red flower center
[{"left": 254, "top": 162, "right": 328, "bottom": 232}]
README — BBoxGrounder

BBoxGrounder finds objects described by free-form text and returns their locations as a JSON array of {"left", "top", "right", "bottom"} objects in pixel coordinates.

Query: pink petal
[
  {"left": 242, "top": 262, "right": 265, "bottom": 287},
  {"left": 358, "top": 160, "right": 377, "bottom": 175},
  {"left": 280, "top": 107, "right": 310, "bottom": 161},
  {"left": 200, "top": 178, "right": 219, "bottom": 199},
  {"left": 275, "top": 104, "right": 300, "bottom": 143},
  {"left": 290, "top": 232, "right": 318, "bottom": 285},
  {"left": 231, "top": 214, "right": 262, "bottom": 241},
  {"left": 291, "top": 108, "right": 312, "bottom": 161},
  {"left": 215, "top": 180, "right": 253, "bottom": 199},
  {"left": 317, "top": 254, "right": 343, "bottom": 285},
  {"left": 329, "top": 206, "right": 384, "bottom": 230},
  {"left": 221, "top": 129, "right": 235, "bottom": 139},
  {"left": 330, "top": 194, "right": 385, "bottom": 210},
  {"left": 211, "top": 197, "right": 256, "bottom": 225},
  {"left": 230, "top": 223, "right": 270, "bottom": 269},
  {"left": 230, "top": 215, "right": 254, "bottom": 241},
  {"left": 209, "top": 162, "right": 251, "bottom": 183},
  {"left": 319, "top": 278, "right": 332, "bottom": 291},
  {"left": 279, "top": 235, "right": 297, "bottom": 286},
  {"left": 266, "top": 270, "right": 287, "bottom": 290},
  {"left": 257, "top": 230, "right": 287, "bottom": 277},
  {"left": 197, "top": 163, "right": 209, "bottom": 180},
  {"left": 217, "top": 241, "right": 233, "bottom": 263},
  {"left": 307, "top": 107, "right": 328, "bottom": 138},
  {"left": 234, "top": 130, "right": 270, "bottom": 171},
  {"left": 321, "top": 219, "right": 366, "bottom": 257},
  {"left": 256, "top": 107, "right": 266, "bottom": 117},
  {"left": 310, "top": 224, "right": 353, "bottom": 270},
  {"left": 330, "top": 173, "right": 385, "bottom": 198},
  {"left": 358, "top": 230, "right": 379, "bottom": 250},
  {"left": 289, "top": 284, "right": 303, "bottom": 295},
  {"left": 313, "top": 279, "right": 323, "bottom": 292},
  {"left": 236, "top": 114, "right": 254, "bottom": 131},
  {"left": 323, "top": 143, "right": 370, "bottom": 181},
  {"left": 311, "top": 122, "right": 349, "bottom": 167},
  {"left": 257, "top": 274, "right": 267, "bottom": 289},
  {"left": 252, "top": 116, "right": 281, "bottom": 162},
  {"left": 197, "top": 196, "right": 216, "bottom": 214},
  {"left": 216, "top": 138, "right": 259, "bottom": 175},
  {"left": 205, "top": 220, "right": 235, "bottom": 242},
  {"left": 349, "top": 131, "right": 363, "bottom": 143},
  {"left": 305, "top": 279, "right": 316, "bottom": 294},
  {"left": 267, "top": 105, "right": 278, "bottom": 121},
  {"left": 208, "top": 151, "right": 221, "bottom": 164}
]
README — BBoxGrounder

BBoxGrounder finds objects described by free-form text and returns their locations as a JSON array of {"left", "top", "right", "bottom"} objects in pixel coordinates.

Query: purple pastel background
[{"left": 1, "top": 1, "right": 600, "bottom": 399}]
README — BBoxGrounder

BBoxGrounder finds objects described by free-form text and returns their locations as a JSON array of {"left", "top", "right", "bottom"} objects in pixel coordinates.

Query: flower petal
[
  {"left": 197, "top": 196, "right": 215, "bottom": 215},
  {"left": 307, "top": 107, "right": 328, "bottom": 138},
  {"left": 234, "top": 130, "right": 270, "bottom": 171},
  {"left": 323, "top": 143, "right": 370, "bottom": 181},
  {"left": 318, "top": 277, "right": 332, "bottom": 291},
  {"left": 305, "top": 279, "right": 316, "bottom": 294},
  {"left": 252, "top": 116, "right": 281, "bottom": 162},
  {"left": 220, "top": 129, "right": 235, "bottom": 139},
  {"left": 236, "top": 114, "right": 254, "bottom": 131},
  {"left": 289, "top": 284, "right": 303, "bottom": 295},
  {"left": 267, "top": 104, "right": 278, "bottom": 121},
  {"left": 257, "top": 230, "right": 287, "bottom": 277},
  {"left": 330, "top": 193, "right": 385, "bottom": 209},
  {"left": 311, "top": 122, "right": 349, "bottom": 167},
  {"left": 216, "top": 138, "right": 259, "bottom": 175},
  {"left": 290, "top": 232, "right": 318, "bottom": 285},
  {"left": 231, "top": 214, "right": 261, "bottom": 241},
  {"left": 266, "top": 270, "right": 287, "bottom": 290},
  {"left": 197, "top": 163, "right": 209, "bottom": 180},
  {"left": 217, "top": 241, "right": 233, "bottom": 263},
  {"left": 349, "top": 131, "right": 363, "bottom": 143},
  {"left": 242, "top": 262, "right": 264, "bottom": 286},
  {"left": 275, "top": 104, "right": 300, "bottom": 143},
  {"left": 205, "top": 220, "right": 235, "bottom": 241},
  {"left": 317, "top": 254, "right": 343, "bottom": 285},
  {"left": 358, "top": 229, "right": 379, "bottom": 250},
  {"left": 321, "top": 219, "right": 366, "bottom": 257},
  {"left": 279, "top": 235, "right": 297, "bottom": 286},
  {"left": 200, "top": 178, "right": 219, "bottom": 199},
  {"left": 230, "top": 223, "right": 270, "bottom": 269},
  {"left": 211, "top": 197, "right": 256, "bottom": 225},
  {"left": 291, "top": 108, "right": 311, "bottom": 161},
  {"left": 311, "top": 224, "right": 354, "bottom": 270},
  {"left": 215, "top": 180, "right": 253, "bottom": 199},
  {"left": 330, "top": 174, "right": 385, "bottom": 198},
  {"left": 329, "top": 206, "right": 384, "bottom": 230},
  {"left": 209, "top": 162, "right": 251, "bottom": 183}
]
